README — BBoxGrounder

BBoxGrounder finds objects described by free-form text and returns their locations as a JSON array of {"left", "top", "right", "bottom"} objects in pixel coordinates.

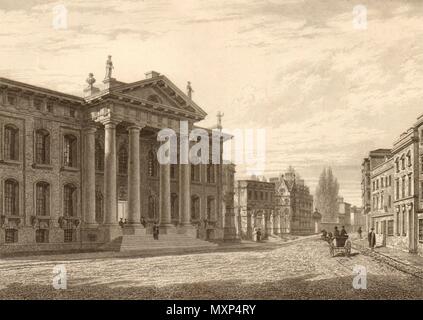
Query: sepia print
[{"left": 0, "top": 0, "right": 422, "bottom": 304}]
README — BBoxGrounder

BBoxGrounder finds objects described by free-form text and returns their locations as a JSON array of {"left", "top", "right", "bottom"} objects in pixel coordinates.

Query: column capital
[
  {"left": 82, "top": 125, "right": 97, "bottom": 134},
  {"left": 127, "top": 124, "right": 146, "bottom": 132},
  {"left": 100, "top": 119, "right": 120, "bottom": 128}
]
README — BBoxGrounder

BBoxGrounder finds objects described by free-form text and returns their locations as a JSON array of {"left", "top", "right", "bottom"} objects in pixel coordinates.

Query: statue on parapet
[{"left": 105, "top": 55, "right": 114, "bottom": 80}]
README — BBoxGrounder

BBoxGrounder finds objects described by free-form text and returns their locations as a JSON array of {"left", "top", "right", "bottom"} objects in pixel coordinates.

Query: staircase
[{"left": 100, "top": 233, "right": 218, "bottom": 253}]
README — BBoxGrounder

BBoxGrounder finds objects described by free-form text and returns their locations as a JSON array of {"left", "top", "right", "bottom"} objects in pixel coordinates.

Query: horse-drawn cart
[{"left": 329, "top": 236, "right": 351, "bottom": 257}]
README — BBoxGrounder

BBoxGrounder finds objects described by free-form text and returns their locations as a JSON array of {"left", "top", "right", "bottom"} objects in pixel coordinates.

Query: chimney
[{"left": 145, "top": 71, "right": 160, "bottom": 79}]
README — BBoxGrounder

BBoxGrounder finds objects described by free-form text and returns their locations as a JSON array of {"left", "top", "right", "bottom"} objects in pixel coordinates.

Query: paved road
[{"left": 0, "top": 238, "right": 422, "bottom": 299}]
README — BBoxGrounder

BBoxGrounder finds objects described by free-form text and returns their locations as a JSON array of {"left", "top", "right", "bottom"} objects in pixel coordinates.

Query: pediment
[{"left": 113, "top": 76, "right": 206, "bottom": 119}]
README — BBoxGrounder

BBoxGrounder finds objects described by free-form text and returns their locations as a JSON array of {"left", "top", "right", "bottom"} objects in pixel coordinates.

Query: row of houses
[{"left": 362, "top": 114, "right": 423, "bottom": 256}]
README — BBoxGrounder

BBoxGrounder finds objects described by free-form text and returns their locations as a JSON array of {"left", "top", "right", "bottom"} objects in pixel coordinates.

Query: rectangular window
[
  {"left": 402, "top": 176, "right": 406, "bottom": 198},
  {"left": 381, "top": 178, "right": 384, "bottom": 188},
  {"left": 387, "top": 220, "right": 394, "bottom": 236},
  {"left": 7, "top": 94, "right": 16, "bottom": 105},
  {"left": 46, "top": 102, "right": 54, "bottom": 113},
  {"left": 64, "top": 229, "right": 76, "bottom": 243},
  {"left": 419, "top": 219, "right": 423, "bottom": 243},
  {"left": 389, "top": 175, "right": 392, "bottom": 186},
  {"left": 396, "top": 179, "right": 400, "bottom": 200},
  {"left": 34, "top": 99, "right": 43, "bottom": 110},
  {"left": 408, "top": 175, "right": 412, "bottom": 197},
  {"left": 5, "top": 229, "right": 18, "bottom": 243},
  {"left": 388, "top": 195, "right": 392, "bottom": 208},
  {"left": 35, "top": 229, "right": 49, "bottom": 243}
]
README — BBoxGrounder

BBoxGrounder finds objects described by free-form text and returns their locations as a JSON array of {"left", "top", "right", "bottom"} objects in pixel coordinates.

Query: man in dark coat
[
  {"left": 153, "top": 222, "right": 160, "bottom": 240},
  {"left": 368, "top": 227, "right": 376, "bottom": 249},
  {"left": 340, "top": 226, "right": 348, "bottom": 237},
  {"left": 334, "top": 226, "right": 340, "bottom": 237},
  {"left": 256, "top": 229, "right": 262, "bottom": 242}
]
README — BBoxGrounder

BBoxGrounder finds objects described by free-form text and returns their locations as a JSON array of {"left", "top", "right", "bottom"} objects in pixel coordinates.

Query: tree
[{"left": 315, "top": 167, "right": 339, "bottom": 222}]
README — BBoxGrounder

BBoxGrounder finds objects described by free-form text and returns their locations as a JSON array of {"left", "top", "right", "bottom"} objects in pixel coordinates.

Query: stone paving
[{"left": 0, "top": 238, "right": 422, "bottom": 299}]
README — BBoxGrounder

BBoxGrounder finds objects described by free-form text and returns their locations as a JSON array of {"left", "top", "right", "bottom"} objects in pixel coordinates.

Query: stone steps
[{"left": 101, "top": 233, "right": 218, "bottom": 252}]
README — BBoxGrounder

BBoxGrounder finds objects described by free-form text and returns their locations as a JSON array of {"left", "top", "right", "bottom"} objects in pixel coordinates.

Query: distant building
[
  {"left": 337, "top": 197, "right": 351, "bottom": 226},
  {"left": 234, "top": 179, "right": 277, "bottom": 240},
  {"left": 270, "top": 170, "right": 314, "bottom": 235},
  {"left": 350, "top": 206, "right": 365, "bottom": 232}
]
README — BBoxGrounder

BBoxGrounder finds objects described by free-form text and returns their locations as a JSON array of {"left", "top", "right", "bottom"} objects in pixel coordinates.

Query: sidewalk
[{"left": 352, "top": 237, "right": 423, "bottom": 279}]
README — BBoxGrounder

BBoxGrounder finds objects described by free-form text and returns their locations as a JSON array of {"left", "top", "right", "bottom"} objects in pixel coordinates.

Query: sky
[{"left": 1, "top": 0, "right": 423, "bottom": 206}]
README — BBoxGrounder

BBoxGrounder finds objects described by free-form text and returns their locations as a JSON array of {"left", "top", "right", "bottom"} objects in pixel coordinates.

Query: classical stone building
[
  {"left": 0, "top": 58, "right": 235, "bottom": 253},
  {"left": 234, "top": 178, "right": 277, "bottom": 240},
  {"left": 270, "top": 171, "right": 314, "bottom": 235}
]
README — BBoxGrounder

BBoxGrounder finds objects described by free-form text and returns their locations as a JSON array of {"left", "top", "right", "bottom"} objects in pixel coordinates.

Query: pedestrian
[
  {"left": 334, "top": 226, "right": 340, "bottom": 237},
  {"left": 153, "top": 221, "right": 160, "bottom": 240},
  {"left": 357, "top": 227, "right": 362, "bottom": 239},
  {"left": 368, "top": 227, "right": 376, "bottom": 250},
  {"left": 119, "top": 218, "right": 124, "bottom": 228},
  {"left": 256, "top": 228, "right": 262, "bottom": 242},
  {"left": 340, "top": 226, "right": 348, "bottom": 237},
  {"left": 141, "top": 217, "right": 146, "bottom": 228}
]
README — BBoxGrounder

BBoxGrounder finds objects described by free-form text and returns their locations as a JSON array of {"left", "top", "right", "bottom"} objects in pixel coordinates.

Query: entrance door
[{"left": 118, "top": 201, "right": 128, "bottom": 222}]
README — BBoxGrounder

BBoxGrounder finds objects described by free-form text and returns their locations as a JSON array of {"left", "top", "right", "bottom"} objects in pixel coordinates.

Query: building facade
[
  {"left": 270, "top": 171, "right": 314, "bottom": 235},
  {"left": 363, "top": 121, "right": 423, "bottom": 255},
  {"left": 0, "top": 59, "right": 233, "bottom": 253},
  {"left": 234, "top": 179, "right": 277, "bottom": 240}
]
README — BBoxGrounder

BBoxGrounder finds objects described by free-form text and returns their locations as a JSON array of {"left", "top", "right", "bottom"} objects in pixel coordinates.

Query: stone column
[
  {"left": 179, "top": 164, "right": 191, "bottom": 226},
  {"left": 124, "top": 125, "right": 145, "bottom": 235},
  {"left": 159, "top": 163, "right": 174, "bottom": 233},
  {"left": 83, "top": 126, "right": 97, "bottom": 226},
  {"left": 104, "top": 120, "right": 118, "bottom": 226}
]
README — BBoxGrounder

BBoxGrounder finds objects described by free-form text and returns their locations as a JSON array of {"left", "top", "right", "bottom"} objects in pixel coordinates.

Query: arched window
[
  {"left": 191, "top": 164, "right": 200, "bottom": 182},
  {"left": 63, "top": 134, "right": 77, "bottom": 167},
  {"left": 95, "top": 191, "right": 103, "bottom": 223},
  {"left": 4, "top": 125, "right": 19, "bottom": 161},
  {"left": 148, "top": 195, "right": 157, "bottom": 220},
  {"left": 95, "top": 140, "right": 104, "bottom": 171},
  {"left": 171, "top": 193, "right": 178, "bottom": 220},
  {"left": 191, "top": 195, "right": 200, "bottom": 220},
  {"left": 36, "top": 182, "right": 50, "bottom": 216},
  {"left": 147, "top": 94, "right": 162, "bottom": 104},
  {"left": 148, "top": 150, "right": 157, "bottom": 177},
  {"left": 4, "top": 179, "right": 19, "bottom": 216},
  {"left": 63, "top": 184, "right": 77, "bottom": 217},
  {"left": 206, "top": 164, "right": 215, "bottom": 183},
  {"left": 35, "top": 129, "right": 50, "bottom": 164},
  {"left": 207, "top": 196, "right": 215, "bottom": 220},
  {"left": 118, "top": 146, "right": 128, "bottom": 174}
]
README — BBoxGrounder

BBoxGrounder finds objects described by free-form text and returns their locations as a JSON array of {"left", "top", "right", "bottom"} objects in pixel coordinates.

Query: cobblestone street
[{"left": 0, "top": 238, "right": 422, "bottom": 299}]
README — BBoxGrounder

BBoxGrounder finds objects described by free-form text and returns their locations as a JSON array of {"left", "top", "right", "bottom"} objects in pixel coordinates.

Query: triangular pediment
[{"left": 112, "top": 75, "right": 207, "bottom": 120}]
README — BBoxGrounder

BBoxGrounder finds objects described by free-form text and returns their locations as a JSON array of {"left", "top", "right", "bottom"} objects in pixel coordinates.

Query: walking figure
[
  {"left": 368, "top": 227, "right": 376, "bottom": 250},
  {"left": 357, "top": 227, "right": 362, "bottom": 239},
  {"left": 153, "top": 222, "right": 160, "bottom": 240}
]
